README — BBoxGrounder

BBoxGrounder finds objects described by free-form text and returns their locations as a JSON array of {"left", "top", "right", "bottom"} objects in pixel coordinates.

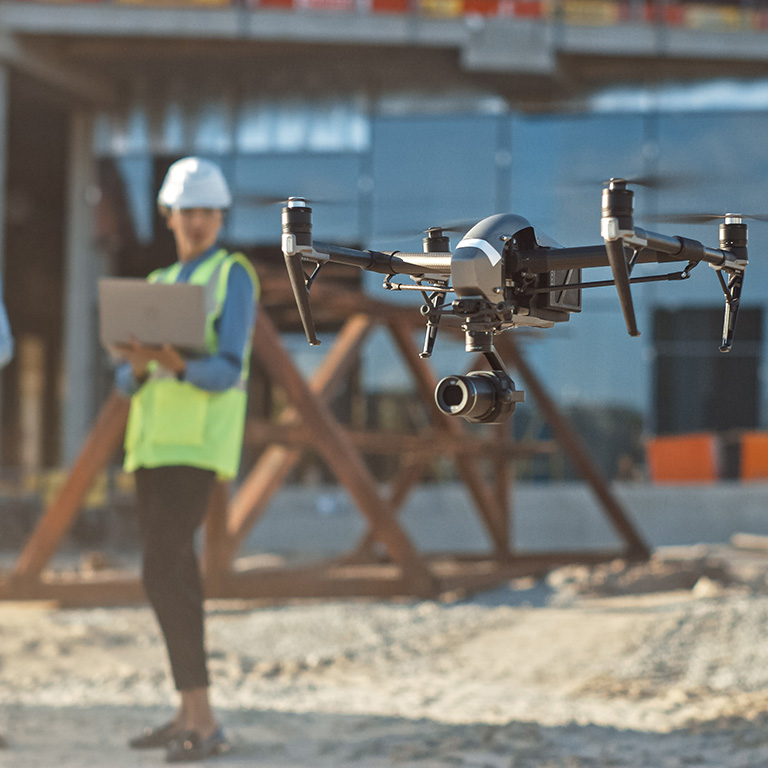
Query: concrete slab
[{"left": 243, "top": 480, "right": 768, "bottom": 558}]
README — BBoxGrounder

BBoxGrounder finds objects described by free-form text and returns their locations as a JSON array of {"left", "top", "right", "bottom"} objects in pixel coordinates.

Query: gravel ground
[{"left": 3, "top": 552, "right": 768, "bottom": 766}]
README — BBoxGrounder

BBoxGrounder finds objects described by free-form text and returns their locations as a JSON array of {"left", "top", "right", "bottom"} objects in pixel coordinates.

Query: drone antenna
[{"left": 601, "top": 179, "right": 640, "bottom": 337}]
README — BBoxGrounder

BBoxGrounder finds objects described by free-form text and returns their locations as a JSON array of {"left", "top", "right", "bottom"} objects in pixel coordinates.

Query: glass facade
[{"left": 93, "top": 84, "right": 768, "bottom": 431}]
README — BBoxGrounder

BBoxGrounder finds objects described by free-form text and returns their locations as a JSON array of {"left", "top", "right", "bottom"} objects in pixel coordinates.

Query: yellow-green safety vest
[{"left": 123, "top": 249, "right": 260, "bottom": 480}]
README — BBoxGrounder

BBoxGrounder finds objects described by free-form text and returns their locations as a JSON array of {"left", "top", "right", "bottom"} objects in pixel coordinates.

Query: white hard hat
[{"left": 157, "top": 157, "right": 232, "bottom": 210}]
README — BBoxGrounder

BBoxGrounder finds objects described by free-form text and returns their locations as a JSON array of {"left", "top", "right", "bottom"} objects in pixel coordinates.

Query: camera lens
[
  {"left": 435, "top": 371, "right": 517, "bottom": 424},
  {"left": 438, "top": 379, "right": 469, "bottom": 409}
]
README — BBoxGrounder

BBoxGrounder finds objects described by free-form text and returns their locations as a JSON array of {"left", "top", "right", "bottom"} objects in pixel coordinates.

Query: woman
[{"left": 115, "top": 157, "right": 258, "bottom": 763}]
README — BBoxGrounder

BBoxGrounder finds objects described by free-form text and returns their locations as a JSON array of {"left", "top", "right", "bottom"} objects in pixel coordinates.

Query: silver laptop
[{"left": 98, "top": 278, "right": 208, "bottom": 354}]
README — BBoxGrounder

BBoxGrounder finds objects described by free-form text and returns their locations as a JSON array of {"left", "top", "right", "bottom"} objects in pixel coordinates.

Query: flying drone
[{"left": 281, "top": 179, "right": 748, "bottom": 424}]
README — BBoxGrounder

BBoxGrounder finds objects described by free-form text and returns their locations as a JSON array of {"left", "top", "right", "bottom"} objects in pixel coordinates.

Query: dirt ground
[{"left": 3, "top": 545, "right": 768, "bottom": 767}]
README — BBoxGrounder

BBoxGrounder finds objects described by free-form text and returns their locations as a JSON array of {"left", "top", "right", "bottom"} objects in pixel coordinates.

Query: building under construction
[{"left": 0, "top": 0, "right": 767, "bottom": 480}]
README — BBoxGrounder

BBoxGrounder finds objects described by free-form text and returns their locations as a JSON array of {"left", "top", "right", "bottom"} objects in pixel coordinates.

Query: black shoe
[
  {"left": 129, "top": 720, "right": 180, "bottom": 749},
  {"left": 165, "top": 727, "right": 229, "bottom": 763}
]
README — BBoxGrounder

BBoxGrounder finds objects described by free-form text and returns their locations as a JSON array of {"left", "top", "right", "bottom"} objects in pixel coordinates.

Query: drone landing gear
[{"left": 717, "top": 269, "right": 744, "bottom": 353}]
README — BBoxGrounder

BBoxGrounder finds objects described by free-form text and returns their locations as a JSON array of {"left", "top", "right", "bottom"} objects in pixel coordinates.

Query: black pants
[{"left": 135, "top": 465, "right": 216, "bottom": 691}]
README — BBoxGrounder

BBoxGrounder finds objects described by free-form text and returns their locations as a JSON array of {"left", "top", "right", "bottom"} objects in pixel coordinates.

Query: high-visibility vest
[{"left": 123, "top": 249, "right": 259, "bottom": 480}]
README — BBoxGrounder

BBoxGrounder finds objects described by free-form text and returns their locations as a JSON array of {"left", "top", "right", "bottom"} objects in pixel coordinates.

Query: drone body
[
  {"left": 281, "top": 180, "right": 748, "bottom": 424},
  {"left": 450, "top": 213, "right": 581, "bottom": 330}
]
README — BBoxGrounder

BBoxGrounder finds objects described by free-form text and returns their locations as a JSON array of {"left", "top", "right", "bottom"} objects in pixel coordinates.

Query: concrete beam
[
  {"left": 1, "top": 4, "right": 768, "bottom": 102},
  {"left": 3, "top": 2, "right": 768, "bottom": 62},
  {"left": 461, "top": 20, "right": 557, "bottom": 75},
  {"left": 0, "top": 4, "right": 469, "bottom": 46},
  {"left": 560, "top": 21, "right": 768, "bottom": 61},
  {"left": 660, "top": 26, "right": 768, "bottom": 60},
  {"left": 0, "top": 30, "right": 114, "bottom": 105},
  {"left": 560, "top": 22, "right": 661, "bottom": 57}
]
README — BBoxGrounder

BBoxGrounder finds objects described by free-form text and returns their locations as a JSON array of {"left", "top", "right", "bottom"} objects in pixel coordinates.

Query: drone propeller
[
  {"left": 611, "top": 172, "right": 707, "bottom": 190},
  {"left": 602, "top": 175, "right": 663, "bottom": 189},
  {"left": 375, "top": 219, "right": 479, "bottom": 242},
  {"left": 577, "top": 171, "right": 702, "bottom": 192},
  {"left": 236, "top": 193, "right": 352, "bottom": 207},
  {"left": 646, "top": 212, "right": 768, "bottom": 225},
  {"left": 423, "top": 219, "right": 481, "bottom": 234}
]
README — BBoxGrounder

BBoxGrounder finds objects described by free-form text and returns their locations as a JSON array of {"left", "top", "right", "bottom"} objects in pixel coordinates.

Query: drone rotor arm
[
  {"left": 514, "top": 240, "right": 718, "bottom": 273},
  {"left": 629, "top": 228, "right": 727, "bottom": 268},
  {"left": 312, "top": 242, "right": 452, "bottom": 276},
  {"left": 384, "top": 252, "right": 453, "bottom": 276}
]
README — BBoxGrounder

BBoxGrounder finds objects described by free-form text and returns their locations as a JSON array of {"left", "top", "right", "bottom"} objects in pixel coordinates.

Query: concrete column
[
  {"left": 61, "top": 110, "right": 100, "bottom": 466},
  {"left": 0, "top": 65, "right": 9, "bottom": 448}
]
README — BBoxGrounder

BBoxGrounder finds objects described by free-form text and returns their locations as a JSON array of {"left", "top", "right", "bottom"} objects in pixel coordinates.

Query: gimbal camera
[{"left": 281, "top": 179, "right": 748, "bottom": 424}]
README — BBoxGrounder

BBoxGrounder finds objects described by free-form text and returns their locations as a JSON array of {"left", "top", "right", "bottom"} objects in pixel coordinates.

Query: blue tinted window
[
  {"left": 229, "top": 154, "right": 363, "bottom": 244},
  {"left": 370, "top": 115, "right": 500, "bottom": 248}
]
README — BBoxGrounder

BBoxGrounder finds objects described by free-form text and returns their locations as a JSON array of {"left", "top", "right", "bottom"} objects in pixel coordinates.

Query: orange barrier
[
  {"left": 740, "top": 432, "right": 768, "bottom": 481},
  {"left": 510, "top": 0, "right": 547, "bottom": 15},
  {"left": 645, "top": 433, "right": 720, "bottom": 484},
  {"left": 464, "top": 0, "right": 499, "bottom": 13}
]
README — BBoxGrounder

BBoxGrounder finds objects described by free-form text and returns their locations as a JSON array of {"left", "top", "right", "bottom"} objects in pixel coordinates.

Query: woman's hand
[
  {"left": 152, "top": 344, "right": 187, "bottom": 377},
  {"left": 113, "top": 339, "right": 186, "bottom": 379}
]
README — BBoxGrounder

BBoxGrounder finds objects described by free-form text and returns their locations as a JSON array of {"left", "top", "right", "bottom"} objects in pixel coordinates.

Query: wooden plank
[
  {"left": 222, "top": 567, "right": 412, "bottom": 601},
  {"left": 252, "top": 311, "right": 437, "bottom": 598},
  {"left": 496, "top": 335, "right": 650, "bottom": 560},
  {"left": 12, "top": 391, "right": 130, "bottom": 583},
  {"left": 0, "top": 574, "right": 145, "bottom": 607},
  {"left": 245, "top": 421, "right": 554, "bottom": 458},
  {"left": 0, "top": 548, "right": 626, "bottom": 606}
]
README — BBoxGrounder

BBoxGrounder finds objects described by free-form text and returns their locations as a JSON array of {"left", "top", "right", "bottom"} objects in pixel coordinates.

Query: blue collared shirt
[
  {"left": 115, "top": 246, "right": 256, "bottom": 395},
  {"left": 0, "top": 288, "right": 13, "bottom": 369}
]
